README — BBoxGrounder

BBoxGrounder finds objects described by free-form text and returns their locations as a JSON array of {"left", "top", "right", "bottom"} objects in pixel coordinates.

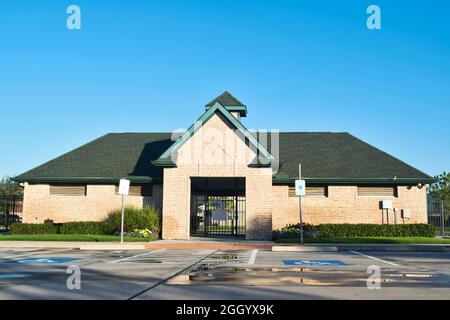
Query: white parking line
[
  {"left": 109, "top": 249, "right": 167, "bottom": 264},
  {"left": 350, "top": 250, "right": 401, "bottom": 267},
  {"left": 248, "top": 250, "right": 258, "bottom": 265}
]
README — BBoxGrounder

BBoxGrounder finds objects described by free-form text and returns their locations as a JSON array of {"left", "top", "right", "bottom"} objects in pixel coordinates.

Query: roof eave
[
  {"left": 272, "top": 177, "right": 436, "bottom": 185},
  {"left": 12, "top": 176, "right": 155, "bottom": 184},
  {"left": 150, "top": 159, "right": 177, "bottom": 167}
]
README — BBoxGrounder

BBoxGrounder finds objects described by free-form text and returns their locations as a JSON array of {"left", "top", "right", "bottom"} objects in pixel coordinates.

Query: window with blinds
[
  {"left": 115, "top": 184, "right": 153, "bottom": 197},
  {"left": 357, "top": 186, "right": 397, "bottom": 197},
  {"left": 50, "top": 185, "right": 86, "bottom": 196},
  {"left": 288, "top": 186, "right": 328, "bottom": 197}
]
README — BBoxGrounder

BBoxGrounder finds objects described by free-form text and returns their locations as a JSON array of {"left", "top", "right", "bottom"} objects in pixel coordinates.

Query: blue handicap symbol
[
  {"left": 283, "top": 259, "right": 349, "bottom": 267},
  {"left": 10, "top": 257, "right": 80, "bottom": 265}
]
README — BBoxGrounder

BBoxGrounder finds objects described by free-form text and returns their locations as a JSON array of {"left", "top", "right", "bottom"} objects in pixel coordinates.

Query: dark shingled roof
[
  {"left": 205, "top": 91, "right": 245, "bottom": 107},
  {"left": 14, "top": 132, "right": 433, "bottom": 184}
]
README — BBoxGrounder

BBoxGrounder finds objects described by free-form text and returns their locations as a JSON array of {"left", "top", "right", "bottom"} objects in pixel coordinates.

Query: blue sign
[
  {"left": 283, "top": 259, "right": 349, "bottom": 267},
  {"left": 10, "top": 257, "right": 80, "bottom": 265}
]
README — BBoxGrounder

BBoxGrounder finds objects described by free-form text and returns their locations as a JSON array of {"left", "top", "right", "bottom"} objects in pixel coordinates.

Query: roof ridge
[{"left": 205, "top": 91, "right": 245, "bottom": 107}]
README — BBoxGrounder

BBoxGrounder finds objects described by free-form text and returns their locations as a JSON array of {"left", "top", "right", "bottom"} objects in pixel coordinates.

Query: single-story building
[{"left": 14, "top": 92, "right": 434, "bottom": 240}]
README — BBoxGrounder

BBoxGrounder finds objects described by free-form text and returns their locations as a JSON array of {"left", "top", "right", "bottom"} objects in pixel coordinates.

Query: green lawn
[
  {"left": 275, "top": 237, "right": 450, "bottom": 244},
  {"left": 0, "top": 234, "right": 157, "bottom": 242}
]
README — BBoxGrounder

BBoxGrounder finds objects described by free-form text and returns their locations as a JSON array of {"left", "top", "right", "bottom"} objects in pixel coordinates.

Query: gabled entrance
[{"left": 190, "top": 177, "right": 245, "bottom": 238}]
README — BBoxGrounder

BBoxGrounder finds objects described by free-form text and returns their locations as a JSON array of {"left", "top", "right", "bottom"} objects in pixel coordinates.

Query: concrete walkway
[
  {"left": 0, "top": 239, "right": 275, "bottom": 251},
  {"left": 144, "top": 239, "right": 274, "bottom": 250}
]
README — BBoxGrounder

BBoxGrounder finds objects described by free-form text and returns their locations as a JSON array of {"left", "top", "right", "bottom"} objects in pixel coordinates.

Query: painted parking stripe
[
  {"left": 350, "top": 250, "right": 401, "bottom": 267},
  {"left": 109, "top": 249, "right": 167, "bottom": 264},
  {"left": 247, "top": 250, "right": 258, "bottom": 265}
]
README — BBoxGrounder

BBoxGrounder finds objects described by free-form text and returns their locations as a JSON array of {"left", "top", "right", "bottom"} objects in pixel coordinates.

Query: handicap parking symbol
[
  {"left": 283, "top": 259, "right": 349, "bottom": 267},
  {"left": 10, "top": 257, "right": 80, "bottom": 265}
]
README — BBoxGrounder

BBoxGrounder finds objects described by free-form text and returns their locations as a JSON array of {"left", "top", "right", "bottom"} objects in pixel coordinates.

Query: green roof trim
[
  {"left": 154, "top": 101, "right": 274, "bottom": 166},
  {"left": 272, "top": 176, "right": 436, "bottom": 185},
  {"left": 13, "top": 176, "right": 154, "bottom": 184},
  {"left": 205, "top": 105, "right": 247, "bottom": 117}
]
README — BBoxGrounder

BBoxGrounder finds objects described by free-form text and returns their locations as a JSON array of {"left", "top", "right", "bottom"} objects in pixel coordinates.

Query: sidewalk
[{"left": 0, "top": 241, "right": 149, "bottom": 250}]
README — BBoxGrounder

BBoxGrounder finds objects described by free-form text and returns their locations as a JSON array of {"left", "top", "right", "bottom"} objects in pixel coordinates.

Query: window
[
  {"left": 115, "top": 184, "right": 153, "bottom": 197},
  {"left": 357, "top": 186, "right": 397, "bottom": 197},
  {"left": 50, "top": 185, "right": 86, "bottom": 196},
  {"left": 307, "top": 186, "right": 328, "bottom": 197},
  {"left": 289, "top": 185, "right": 328, "bottom": 197}
]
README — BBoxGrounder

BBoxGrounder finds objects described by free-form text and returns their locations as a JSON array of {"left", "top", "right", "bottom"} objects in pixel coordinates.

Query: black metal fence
[
  {"left": 427, "top": 194, "right": 450, "bottom": 236},
  {"left": 0, "top": 195, "right": 23, "bottom": 231}
]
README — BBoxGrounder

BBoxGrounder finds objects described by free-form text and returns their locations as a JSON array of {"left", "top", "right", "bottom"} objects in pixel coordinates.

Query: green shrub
[
  {"left": 8, "top": 206, "right": 161, "bottom": 237},
  {"left": 273, "top": 223, "right": 435, "bottom": 239},
  {"left": 59, "top": 222, "right": 114, "bottom": 235},
  {"left": 316, "top": 224, "right": 435, "bottom": 238},
  {"left": 104, "top": 205, "right": 161, "bottom": 234},
  {"left": 10, "top": 223, "right": 58, "bottom": 235}
]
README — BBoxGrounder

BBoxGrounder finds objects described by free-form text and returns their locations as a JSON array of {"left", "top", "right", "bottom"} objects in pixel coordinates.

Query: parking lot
[{"left": 0, "top": 247, "right": 449, "bottom": 300}]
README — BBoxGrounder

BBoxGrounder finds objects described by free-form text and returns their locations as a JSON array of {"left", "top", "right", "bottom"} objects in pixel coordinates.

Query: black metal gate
[
  {"left": 0, "top": 195, "right": 23, "bottom": 231},
  {"left": 427, "top": 194, "right": 450, "bottom": 236},
  {"left": 190, "top": 195, "right": 245, "bottom": 238}
]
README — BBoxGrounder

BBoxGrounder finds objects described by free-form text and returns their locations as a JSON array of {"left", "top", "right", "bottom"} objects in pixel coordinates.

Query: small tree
[
  {"left": 430, "top": 172, "right": 450, "bottom": 200},
  {"left": 0, "top": 176, "right": 22, "bottom": 197},
  {"left": 429, "top": 172, "right": 450, "bottom": 221}
]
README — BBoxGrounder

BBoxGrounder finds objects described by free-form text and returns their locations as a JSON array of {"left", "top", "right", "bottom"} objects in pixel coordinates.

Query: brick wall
[
  {"left": 272, "top": 185, "right": 428, "bottom": 230},
  {"left": 22, "top": 184, "right": 163, "bottom": 223}
]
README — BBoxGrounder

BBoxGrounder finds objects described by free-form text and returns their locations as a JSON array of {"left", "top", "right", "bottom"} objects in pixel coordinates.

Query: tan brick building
[{"left": 15, "top": 92, "right": 434, "bottom": 240}]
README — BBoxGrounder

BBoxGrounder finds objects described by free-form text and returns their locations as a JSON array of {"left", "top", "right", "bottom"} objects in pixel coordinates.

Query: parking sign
[
  {"left": 118, "top": 179, "right": 130, "bottom": 196},
  {"left": 295, "top": 179, "right": 306, "bottom": 197}
]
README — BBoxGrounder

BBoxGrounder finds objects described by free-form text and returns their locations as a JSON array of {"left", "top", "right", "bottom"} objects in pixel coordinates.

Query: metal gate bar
[
  {"left": 427, "top": 194, "right": 450, "bottom": 236},
  {"left": 0, "top": 195, "right": 23, "bottom": 232},
  {"left": 190, "top": 194, "right": 245, "bottom": 238}
]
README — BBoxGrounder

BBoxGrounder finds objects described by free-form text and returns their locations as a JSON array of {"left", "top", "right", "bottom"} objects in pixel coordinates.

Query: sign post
[
  {"left": 118, "top": 179, "right": 130, "bottom": 244},
  {"left": 295, "top": 164, "right": 306, "bottom": 245}
]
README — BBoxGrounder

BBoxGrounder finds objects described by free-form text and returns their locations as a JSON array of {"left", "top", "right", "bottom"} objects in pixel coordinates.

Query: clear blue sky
[{"left": 1, "top": 0, "right": 449, "bottom": 178}]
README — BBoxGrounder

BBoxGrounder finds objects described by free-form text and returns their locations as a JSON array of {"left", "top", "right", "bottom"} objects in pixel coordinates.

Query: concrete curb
[
  {"left": 272, "top": 243, "right": 450, "bottom": 252},
  {"left": 0, "top": 241, "right": 150, "bottom": 250},
  {"left": 0, "top": 241, "right": 80, "bottom": 249},
  {"left": 335, "top": 244, "right": 450, "bottom": 252},
  {"left": 272, "top": 245, "right": 338, "bottom": 252},
  {"left": 79, "top": 244, "right": 147, "bottom": 251}
]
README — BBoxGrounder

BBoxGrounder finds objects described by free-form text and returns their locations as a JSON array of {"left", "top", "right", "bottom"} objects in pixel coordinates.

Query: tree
[
  {"left": 429, "top": 172, "right": 450, "bottom": 212},
  {"left": 0, "top": 176, "right": 22, "bottom": 197},
  {"left": 430, "top": 172, "right": 450, "bottom": 199}
]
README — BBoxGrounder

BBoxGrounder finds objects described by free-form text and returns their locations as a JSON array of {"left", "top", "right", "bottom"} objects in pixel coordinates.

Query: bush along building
[{"left": 14, "top": 92, "right": 434, "bottom": 240}]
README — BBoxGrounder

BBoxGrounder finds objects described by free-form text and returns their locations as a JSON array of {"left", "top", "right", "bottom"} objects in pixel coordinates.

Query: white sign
[
  {"left": 381, "top": 200, "right": 392, "bottom": 209},
  {"left": 295, "top": 180, "right": 306, "bottom": 197},
  {"left": 118, "top": 179, "right": 130, "bottom": 196},
  {"left": 211, "top": 209, "right": 228, "bottom": 221}
]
